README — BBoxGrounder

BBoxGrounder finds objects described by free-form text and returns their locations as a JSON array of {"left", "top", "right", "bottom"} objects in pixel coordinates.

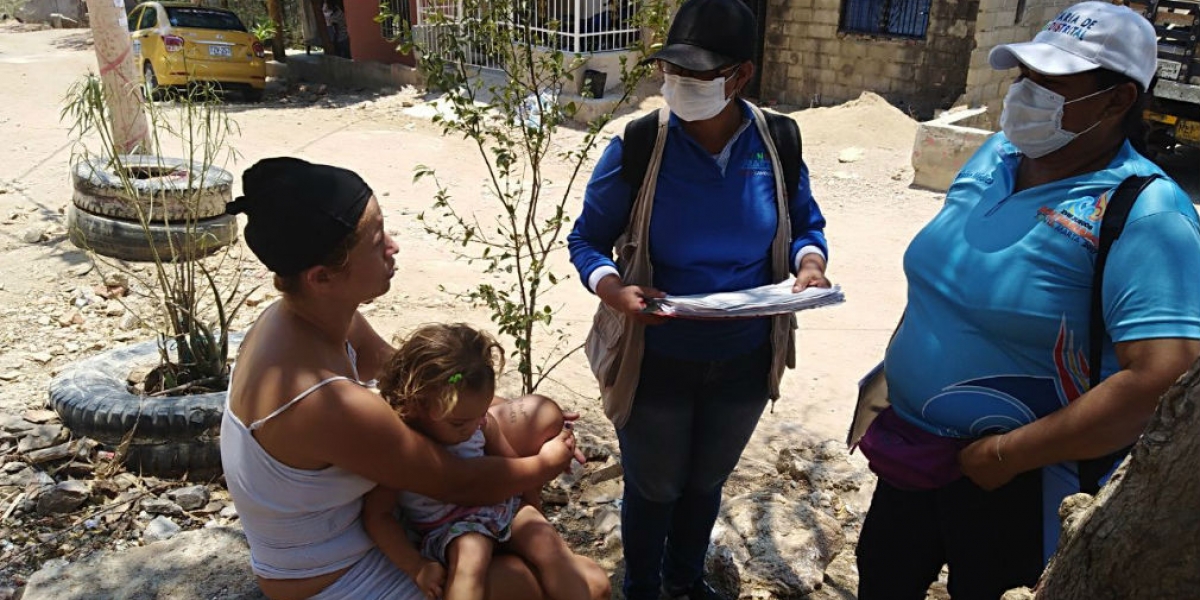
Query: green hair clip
[{"left": 448, "top": 373, "right": 464, "bottom": 385}]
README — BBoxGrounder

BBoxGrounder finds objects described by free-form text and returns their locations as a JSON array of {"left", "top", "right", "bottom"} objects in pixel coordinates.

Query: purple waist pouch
[{"left": 858, "top": 407, "right": 972, "bottom": 491}]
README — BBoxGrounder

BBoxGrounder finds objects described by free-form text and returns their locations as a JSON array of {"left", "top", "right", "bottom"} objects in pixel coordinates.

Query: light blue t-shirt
[
  {"left": 888, "top": 134, "right": 1200, "bottom": 437},
  {"left": 886, "top": 133, "right": 1200, "bottom": 559}
]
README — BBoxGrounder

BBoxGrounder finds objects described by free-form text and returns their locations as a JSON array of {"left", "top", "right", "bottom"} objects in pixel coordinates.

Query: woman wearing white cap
[{"left": 854, "top": 2, "right": 1200, "bottom": 598}]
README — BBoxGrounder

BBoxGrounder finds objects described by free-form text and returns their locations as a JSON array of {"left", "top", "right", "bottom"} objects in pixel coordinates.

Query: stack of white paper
[{"left": 645, "top": 279, "right": 845, "bottom": 319}]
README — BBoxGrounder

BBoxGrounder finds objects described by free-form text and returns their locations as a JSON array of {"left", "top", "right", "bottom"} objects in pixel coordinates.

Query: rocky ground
[{"left": 2, "top": 20, "right": 1197, "bottom": 600}]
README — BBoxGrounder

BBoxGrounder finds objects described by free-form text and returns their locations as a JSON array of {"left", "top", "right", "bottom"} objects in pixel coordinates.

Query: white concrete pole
[{"left": 85, "top": 0, "right": 149, "bottom": 154}]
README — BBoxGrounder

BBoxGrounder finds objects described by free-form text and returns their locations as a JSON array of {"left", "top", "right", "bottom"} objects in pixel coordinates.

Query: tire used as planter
[
  {"left": 71, "top": 154, "right": 232, "bottom": 223},
  {"left": 48, "top": 334, "right": 242, "bottom": 479},
  {"left": 67, "top": 204, "right": 238, "bottom": 263}
]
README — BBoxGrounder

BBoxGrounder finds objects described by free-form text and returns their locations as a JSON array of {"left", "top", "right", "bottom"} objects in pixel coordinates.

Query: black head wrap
[{"left": 226, "top": 157, "right": 372, "bottom": 277}]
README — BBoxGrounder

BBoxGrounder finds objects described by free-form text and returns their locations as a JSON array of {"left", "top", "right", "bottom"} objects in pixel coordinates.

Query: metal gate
[{"left": 410, "top": 0, "right": 643, "bottom": 70}]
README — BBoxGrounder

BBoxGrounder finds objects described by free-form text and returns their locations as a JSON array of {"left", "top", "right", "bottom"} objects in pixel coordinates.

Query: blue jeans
[{"left": 617, "top": 344, "right": 771, "bottom": 600}]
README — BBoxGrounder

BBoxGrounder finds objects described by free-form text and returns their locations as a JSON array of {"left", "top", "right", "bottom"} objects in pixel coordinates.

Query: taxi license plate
[
  {"left": 1177, "top": 119, "right": 1200, "bottom": 144},
  {"left": 1158, "top": 60, "right": 1182, "bottom": 80},
  {"left": 208, "top": 45, "right": 232, "bottom": 58}
]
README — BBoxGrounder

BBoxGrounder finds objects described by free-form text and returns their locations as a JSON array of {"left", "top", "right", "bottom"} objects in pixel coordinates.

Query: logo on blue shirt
[
  {"left": 741, "top": 151, "right": 772, "bottom": 177},
  {"left": 1035, "top": 194, "right": 1104, "bottom": 251}
]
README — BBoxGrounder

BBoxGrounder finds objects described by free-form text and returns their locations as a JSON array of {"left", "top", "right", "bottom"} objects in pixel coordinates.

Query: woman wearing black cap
[
  {"left": 219, "top": 158, "right": 599, "bottom": 599},
  {"left": 568, "top": 0, "right": 831, "bottom": 598}
]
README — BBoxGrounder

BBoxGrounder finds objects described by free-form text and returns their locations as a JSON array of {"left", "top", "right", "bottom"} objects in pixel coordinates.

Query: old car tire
[
  {"left": 71, "top": 154, "right": 232, "bottom": 222},
  {"left": 67, "top": 204, "right": 238, "bottom": 263},
  {"left": 48, "top": 335, "right": 242, "bottom": 478},
  {"left": 123, "top": 440, "right": 224, "bottom": 479}
]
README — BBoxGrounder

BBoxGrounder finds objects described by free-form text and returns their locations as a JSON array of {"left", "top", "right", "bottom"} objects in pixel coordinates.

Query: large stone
[
  {"left": 809, "top": 547, "right": 859, "bottom": 600},
  {"left": 575, "top": 432, "right": 615, "bottom": 462},
  {"left": 17, "top": 424, "right": 65, "bottom": 453},
  {"left": 21, "top": 527, "right": 265, "bottom": 600},
  {"left": 0, "top": 414, "right": 35, "bottom": 435},
  {"left": 0, "top": 464, "right": 38, "bottom": 487},
  {"left": 142, "top": 498, "right": 185, "bottom": 517},
  {"left": 167, "top": 485, "right": 210, "bottom": 511},
  {"left": 705, "top": 491, "right": 846, "bottom": 599},
  {"left": 24, "top": 441, "right": 76, "bottom": 464},
  {"left": 35, "top": 480, "right": 91, "bottom": 515},
  {"left": 21, "top": 409, "right": 58, "bottom": 424},
  {"left": 578, "top": 477, "right": 622, "bottom": 505},
  {"left": 143, "top": 515, "right": 182, "bottom": 543},
  {"left": 837, "top": 147, "right": 866, "bottom": 163},
  {"left": 775, "top": 440, "right": 876, "bottom": 515}
]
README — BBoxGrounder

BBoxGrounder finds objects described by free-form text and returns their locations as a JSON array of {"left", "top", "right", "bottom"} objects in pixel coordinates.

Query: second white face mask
[
  {"left": 661, "top": 73, "right": 731, "bottom": 122},
  {"left": 1000, "top": 78, "right": 1112, "bottom": 159}
]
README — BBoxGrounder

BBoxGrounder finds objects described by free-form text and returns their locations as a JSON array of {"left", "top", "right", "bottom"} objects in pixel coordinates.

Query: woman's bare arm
[
  {"left": 961, "top": 337, "right": 1200, "bottom": 489},
  {"left": 296, "top": 384, "right": 576, "bottom": 505},
  {"left": 347, "top": 311, "right": 394, "bottom": 382}
]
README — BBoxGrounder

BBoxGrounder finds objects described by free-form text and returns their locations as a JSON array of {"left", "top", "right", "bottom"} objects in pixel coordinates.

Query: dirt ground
[{"left": 1, "top": 22, "right": 1197, "bottom": 597}]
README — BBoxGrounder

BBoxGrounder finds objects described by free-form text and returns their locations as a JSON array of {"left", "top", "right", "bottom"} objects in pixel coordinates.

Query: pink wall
[{"left": 344, "top": 0, "right": 416, "bottom": 66}]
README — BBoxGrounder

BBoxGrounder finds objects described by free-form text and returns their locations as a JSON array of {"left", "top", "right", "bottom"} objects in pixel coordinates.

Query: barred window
[
  {"left": 380, "top": 0, "right": 413, "bottom": 40},
  {"left": 839, "top": 0, "right": 932, "bottom": 39}
]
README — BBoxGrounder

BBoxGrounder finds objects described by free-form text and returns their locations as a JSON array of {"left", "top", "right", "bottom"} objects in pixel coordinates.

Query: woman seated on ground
[{"left": 219, "top": 157, "right": 609, "bottom": 600}]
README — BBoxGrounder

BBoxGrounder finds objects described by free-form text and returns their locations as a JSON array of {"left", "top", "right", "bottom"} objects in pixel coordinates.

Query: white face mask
[
  {"left": 661, "top": 72, "right": 733, "bottom": 122},
  {"left": 1000, "top": 79, "right": 1114, "bottom": 159}
]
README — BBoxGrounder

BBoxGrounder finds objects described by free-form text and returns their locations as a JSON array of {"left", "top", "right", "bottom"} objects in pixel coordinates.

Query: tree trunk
[
  {"left": 85, "top": 0, "right": 149, "bottom": 154},
  {"left": 1006, "top": 360, "right": 1200, "bottom": 600},
  {"left": 267, "top": 0, "right": 287, "bottom": 62}
]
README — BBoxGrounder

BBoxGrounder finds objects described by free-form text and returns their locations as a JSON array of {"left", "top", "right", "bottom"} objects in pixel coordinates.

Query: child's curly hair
[{"left": 378, "top": 323, "right": 505, "bottom": 421}]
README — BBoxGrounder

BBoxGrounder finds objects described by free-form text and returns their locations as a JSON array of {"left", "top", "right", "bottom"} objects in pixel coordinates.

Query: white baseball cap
[{"left": 989, "top": 1, "right": 1158, "bottom": 90}]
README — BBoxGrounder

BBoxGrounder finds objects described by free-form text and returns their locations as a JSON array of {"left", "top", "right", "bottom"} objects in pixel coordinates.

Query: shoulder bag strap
[{"left": 1079, "top": 173, "right": 1160, "bottom": 494}]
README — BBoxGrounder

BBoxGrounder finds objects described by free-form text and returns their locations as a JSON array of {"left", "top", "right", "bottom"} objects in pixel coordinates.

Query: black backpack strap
[
  {"left": 1080, "top": 173, "right": 1161, "bottom": 494},
  {"left": 621, "top": 108, "right": 804, "bottom": 204},
  {"left": 619, "top": 110, "right": 662, "bottom": 191},
  {"left": 762, "top": 110, "right": 803, "bottom": 204}
]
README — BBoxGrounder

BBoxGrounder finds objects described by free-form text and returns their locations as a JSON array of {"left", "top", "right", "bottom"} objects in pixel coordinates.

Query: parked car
[{"left": 128, "top": 2, "right": 266, "bottom": 102}]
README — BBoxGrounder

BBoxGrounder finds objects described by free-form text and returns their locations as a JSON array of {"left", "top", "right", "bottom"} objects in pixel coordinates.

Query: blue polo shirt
[{"left": 568, "top": 101, "right": 828, "bottom": 361}]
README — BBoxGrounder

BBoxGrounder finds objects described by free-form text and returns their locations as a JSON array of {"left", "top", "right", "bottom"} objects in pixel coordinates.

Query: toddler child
[{"left": 363, "top": 323, "right": 598, "bottom": 600}]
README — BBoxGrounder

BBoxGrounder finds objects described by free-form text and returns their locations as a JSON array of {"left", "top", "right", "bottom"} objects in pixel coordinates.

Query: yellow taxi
[{"left": 128, "top": 2, "right": 267, "bottom": 101}]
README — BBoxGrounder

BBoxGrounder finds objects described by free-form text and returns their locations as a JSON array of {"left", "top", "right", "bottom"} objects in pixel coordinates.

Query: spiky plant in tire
[{"left": 54, "top": 76, "right": 257, "bottom": 477}]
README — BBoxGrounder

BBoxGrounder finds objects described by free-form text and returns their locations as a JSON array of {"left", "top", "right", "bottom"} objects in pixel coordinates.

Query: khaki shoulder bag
[{"left": 584, "top": 107, "right": 669, "bottom": 429}]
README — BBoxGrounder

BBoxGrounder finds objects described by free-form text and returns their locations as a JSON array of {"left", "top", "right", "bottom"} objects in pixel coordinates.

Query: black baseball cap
[{"left": 645, "top": 0, "right": 757, "bottom": 72}]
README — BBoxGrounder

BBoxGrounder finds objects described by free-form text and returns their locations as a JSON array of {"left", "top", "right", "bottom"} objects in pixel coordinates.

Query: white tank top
[{"left": 219, "top": 345, "right": 378, "bottom": 580}]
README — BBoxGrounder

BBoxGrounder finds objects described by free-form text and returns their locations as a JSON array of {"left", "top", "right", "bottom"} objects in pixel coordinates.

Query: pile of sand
[{"left": 788, "top": 92, "right": 920, "bottom": 154}]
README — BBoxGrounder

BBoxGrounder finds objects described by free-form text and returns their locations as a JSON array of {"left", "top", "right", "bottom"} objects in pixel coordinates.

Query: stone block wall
[
  {"left": 761, "top": 0, "right": 980, "bottom": 119},
  {"left": 958, "top": 0, "right": 1076, "bottom": 126}
]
